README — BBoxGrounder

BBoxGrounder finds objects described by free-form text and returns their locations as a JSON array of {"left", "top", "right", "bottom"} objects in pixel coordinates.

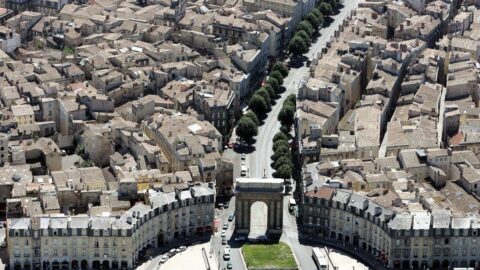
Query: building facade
[
  {"left": 302, "top": 187, "right": 480, "bottom": 269},
  {"left": 7, "top": 184, "right": 214, "bottom": 270}
]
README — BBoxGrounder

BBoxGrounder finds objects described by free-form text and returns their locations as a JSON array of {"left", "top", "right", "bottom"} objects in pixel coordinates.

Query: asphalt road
[{"left": 247, "top": 0, "right": 361, "bottom": 178}]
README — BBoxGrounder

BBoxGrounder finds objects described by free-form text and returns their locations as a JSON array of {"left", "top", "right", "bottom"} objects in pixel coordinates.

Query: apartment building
[
  {"left": 142, "top": 112, "right": 222, "bottom": 172},
  {"left": 0, "top": 133, "right": 8, "bottom": 165},
  {"left": 7, "top": 183, "right": 214, "bottom": 270},
  {"left": 303, "top": 186, "right": 480, "bottom": 269}
]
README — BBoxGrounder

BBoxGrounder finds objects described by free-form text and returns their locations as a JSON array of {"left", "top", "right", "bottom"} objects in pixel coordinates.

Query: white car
[
  {"left": 178, "top": 246, "right": 187, "bottom": 252},
  {"left": 241, "top": 153, "right": 246, "bottom": 160},
  {"left": 221, "top": 231, "right": 226, "bottom": 238},
  {"left": 159, "top": 255, "right": 169, "bottom": 264},
  {"left": 224, "top": 245, "right": 231, "bottom": 253}
]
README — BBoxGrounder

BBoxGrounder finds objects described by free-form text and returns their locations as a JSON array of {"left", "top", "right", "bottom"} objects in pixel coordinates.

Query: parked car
[
  {"left": 222, "top": 238, "right": 227, "bottom": 245},
  {"left": 223, "top": 253, "right": 231, "bottom": 260},
  {"left": 168, "top": 249, "right": 177, "bottom": 257},
  {"left": 224, "top": 202, "right": 229, "bottom": 208},
  {"left": 241, "top": 153, "right": 246, "bottom": 160},
  {"left": 159, "top": 255, "right": 169, "bottom": 264},
  {"left": 221, "top": 231, "right": 226, "bottom": 238},
  {"left": 178, "top": 246, "right": 187, "bottom": 252},
  {"left": 228, "top": 213, "right": 235, "bottom": 222},
  {"left": 227, "top": 262, "right": 233, "bottom": 269},
  {"left": 225, "top": 245, "right": 231, "bottom": 252},
  {"left": 223, "top": 223, "right": 228, "bottom": 230},
  {"left": 217, "top": 203, "right": 224, "bottom": 209}
]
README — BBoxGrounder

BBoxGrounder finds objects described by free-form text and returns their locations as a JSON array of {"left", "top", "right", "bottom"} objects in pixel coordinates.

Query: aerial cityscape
[{"left": 0, "top": 0, "right": 477, "bottom": 268}]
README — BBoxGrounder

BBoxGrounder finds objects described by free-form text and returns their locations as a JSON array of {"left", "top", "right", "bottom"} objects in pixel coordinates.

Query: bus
[
  {"left": 312, "top": 247, "right": 328, "bottom": 270},
  {"left": 288, "top": 198, "right": 296, "bottom": 213}
]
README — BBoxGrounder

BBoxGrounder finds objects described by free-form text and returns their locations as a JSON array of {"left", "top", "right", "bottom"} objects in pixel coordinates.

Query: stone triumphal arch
[{"left": 234, "top": 178, "right": 284, "bottom": 236}]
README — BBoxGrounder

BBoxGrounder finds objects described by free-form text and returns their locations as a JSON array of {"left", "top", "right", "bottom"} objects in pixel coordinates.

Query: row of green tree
[
  {"left": 288, "top": 1, "right": 338, "bottom": 56},
  {"left": 272, "top": 94, "right": 296, "bottom": 179},
  {"left": 235, "top": 62, "right": 289, "bottom": 142}
]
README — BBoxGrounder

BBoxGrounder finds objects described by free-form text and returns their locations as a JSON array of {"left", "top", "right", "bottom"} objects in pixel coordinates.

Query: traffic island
[{"left": 241, "top": 242, "right": 298, "bottom": 270}]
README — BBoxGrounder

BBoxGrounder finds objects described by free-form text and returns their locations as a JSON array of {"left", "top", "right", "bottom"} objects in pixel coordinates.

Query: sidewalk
[{"left": 299, "top": 237, "right": 389, "bottom": 270}]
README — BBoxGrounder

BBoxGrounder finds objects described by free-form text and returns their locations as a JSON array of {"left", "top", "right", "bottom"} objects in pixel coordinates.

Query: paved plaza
[
  {"left": 328, "top": 249, "right": 369, "bottom": 270},
  {"left": 159, "top": 242, "right": 219, "bottom": 270}
]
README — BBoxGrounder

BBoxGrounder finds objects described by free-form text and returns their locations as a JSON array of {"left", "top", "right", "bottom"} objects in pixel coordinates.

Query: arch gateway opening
[{"left": 234, "top": 178, "right": 284, "bottom": 238}]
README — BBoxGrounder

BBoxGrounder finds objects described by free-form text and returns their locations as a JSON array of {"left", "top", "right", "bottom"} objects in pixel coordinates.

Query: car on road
[
  {"left": 227, "top": 262, "right": 233, "bottom": 269},
  {"left": 223, "top": 223, "right": 228, "bottom": 230},
  {"left": 234, "top": 236, "right": 246, "bottom": 242},
  {"left": 217, "top": 203, "right": 224, "bottom": 209},
  {"left": 240, "top": 165, "right": 248, "bottom": 177},
  {"left": 222, "top": 238, "right": 227, "bottom": 245},
  {"left": 225, "top": 245, "right": 231, "bottom": 252},
  {"left": 228, "top": 213, "right": 235, "bottom": 222},
  {"left": 221, "top": 231, "right": 226, "bottom": 238},
  {"left": 167, "top": 249, "right": 177, "bottom": 257},
  {"left": 241, "top": 153, "right": 246, "bottom": 160},
  {"left": 223, "top": 253, "right": 231, "bottom": 260},
  {"left": 178, "top": 246, "right": 187, "bottom": 252},
  {"left": 159, "top": 255, "right": 169, "bottom": 264},
  {"left": 241, "top": 160, "right": 246, "bottom": 166}
]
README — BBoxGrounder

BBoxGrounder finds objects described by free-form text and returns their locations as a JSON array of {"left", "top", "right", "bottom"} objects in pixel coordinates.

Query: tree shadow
[
  {"left": 288, "top": 56, "right": 307, "bottom": 68},
  {"left": 311, "top": 31, "right": 321, "bottom": 42},
  {"left": 323, "top": 17, "right": 334, "bottom": 27}
]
